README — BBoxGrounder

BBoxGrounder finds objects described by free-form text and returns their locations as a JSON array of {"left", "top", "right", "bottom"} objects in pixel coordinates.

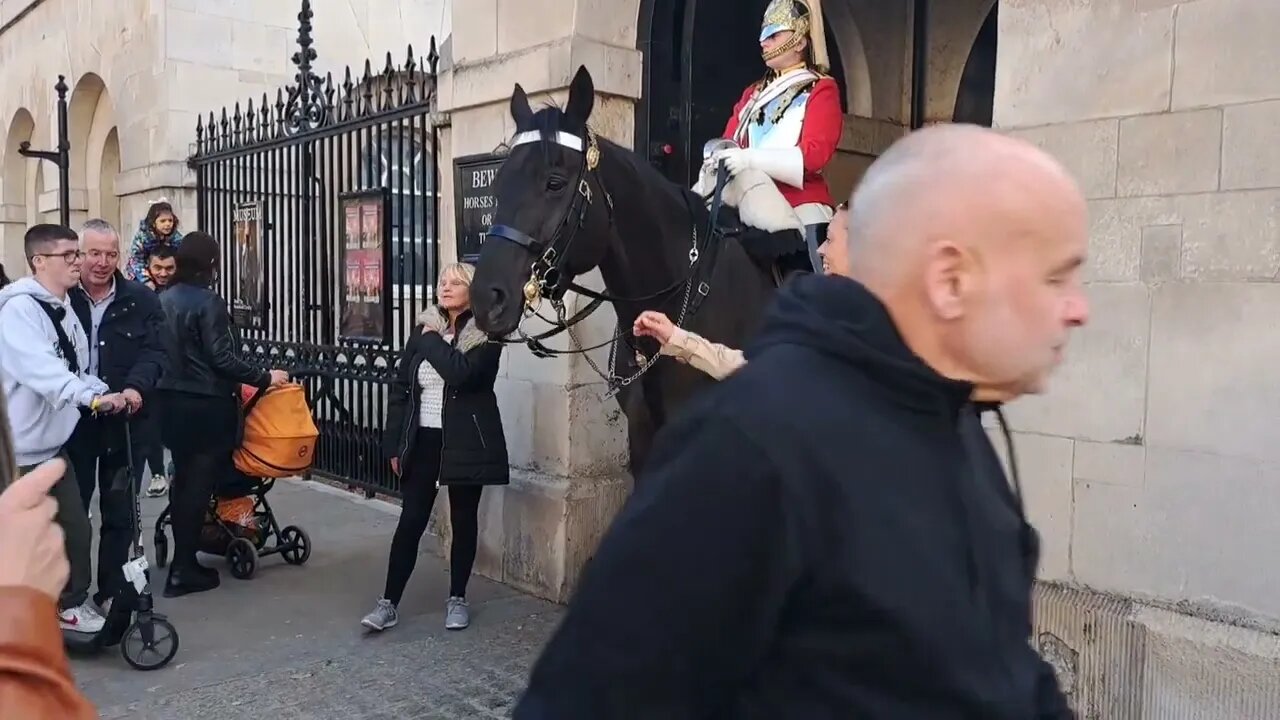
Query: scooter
[{"left": 63, "top": 421, "right": 180, "bottom": 670}]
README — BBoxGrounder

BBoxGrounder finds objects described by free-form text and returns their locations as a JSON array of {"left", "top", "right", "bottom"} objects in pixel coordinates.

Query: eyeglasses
[{"left": 33, "top": 250, "right": 84, "bottom": 263}]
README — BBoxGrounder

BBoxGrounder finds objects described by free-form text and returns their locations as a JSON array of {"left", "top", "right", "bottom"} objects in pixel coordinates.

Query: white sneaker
[
  {"left": 59, "top": 602, "right": 106, "bottom": 634},
  {"left": 147, "top": 474, "right": 170, "bottom": 497}
]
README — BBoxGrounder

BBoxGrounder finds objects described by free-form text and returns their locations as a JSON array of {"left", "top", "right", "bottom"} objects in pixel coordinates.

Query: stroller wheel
[
  {"left": 227, "top": 538, "right": 257, "bottom": 579},
  {"left": 153, "top": 531, "right": 168, "bottom": 569},
  {"left": 120, "top": 617, "right": 179, "bottom": 671},
  {"left": 280, "top": 525, "right": 311, "bottom": 566}
]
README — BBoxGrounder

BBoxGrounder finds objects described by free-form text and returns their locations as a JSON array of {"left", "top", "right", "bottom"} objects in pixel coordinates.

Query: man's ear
[{"left": 924, "top": 242, "right": 969, "bottom": 321}]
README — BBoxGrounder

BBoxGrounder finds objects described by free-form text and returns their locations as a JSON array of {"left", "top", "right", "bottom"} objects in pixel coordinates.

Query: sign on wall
[
  {"left": 231, "top": 200, "right": 266, "bottom": 330},
  {"left": 338, "top": 188, "right": 391, "bottom": 344},
  {"left": 453, "top": 153, "right": 505, "bottom": 263}
]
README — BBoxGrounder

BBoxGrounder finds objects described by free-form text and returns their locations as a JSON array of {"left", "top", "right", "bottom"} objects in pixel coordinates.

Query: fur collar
[
  {"left": 417, "top": 306, "right": 487, "bottom": 353},
  {"left": 692, "top": 166, "right": 803, "bottom": 234}
]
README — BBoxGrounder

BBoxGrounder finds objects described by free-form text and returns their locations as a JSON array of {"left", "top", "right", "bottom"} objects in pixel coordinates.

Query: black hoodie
[{"left": 515, "top": 274, "right": 1073, "bottom": 720}]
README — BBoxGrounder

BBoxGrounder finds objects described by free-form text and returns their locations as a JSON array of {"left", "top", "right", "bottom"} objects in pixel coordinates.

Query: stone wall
[{"left": 997, "top": 0, "right": 1280, "bottom": 714}]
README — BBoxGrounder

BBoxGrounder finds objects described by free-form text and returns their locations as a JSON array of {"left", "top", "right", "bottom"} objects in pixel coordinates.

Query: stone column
[
  {"left": 438, "top": 0, "right": 644, "bottom": 602},
  {"left": 996, "top": 0, "right": 1280, "bottom": 714}
]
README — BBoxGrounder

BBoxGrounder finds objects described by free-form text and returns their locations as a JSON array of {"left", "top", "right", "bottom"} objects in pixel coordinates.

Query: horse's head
[{"left": 472, "top": 66, "right": 613, "bottom": 337}]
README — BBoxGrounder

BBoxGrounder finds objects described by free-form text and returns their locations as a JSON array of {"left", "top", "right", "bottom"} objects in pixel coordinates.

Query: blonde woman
[{"left": 363, "top": 263, "right": 508, "bottom": 633}]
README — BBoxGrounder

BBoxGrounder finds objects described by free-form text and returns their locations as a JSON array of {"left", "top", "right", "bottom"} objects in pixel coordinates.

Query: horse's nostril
[{"left": 490, "top": 286, "right": 507, "bottom": 308}]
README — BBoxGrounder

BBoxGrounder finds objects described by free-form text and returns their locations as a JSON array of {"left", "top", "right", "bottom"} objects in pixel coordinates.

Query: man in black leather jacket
[
  {"left": 153, "top": 231, "right": 287, "bottom": 597},
  {"left": 65, "top": 219, "right": 167, "bottom": 612}
]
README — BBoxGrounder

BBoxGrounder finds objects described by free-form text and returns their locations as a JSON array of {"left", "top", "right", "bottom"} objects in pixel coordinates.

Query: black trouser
[
  {"left": 776, "top": 222, "right": 827, "bottom": 277},
  {"left": 383, "top": 427, "right": 484, "bottom": 604},
  {"left": 18, "top": 451, "right": 91, "bottom": 611},
  {"left": 145, "top": 416, "right": 168, "bottom": 479},
  {"left": 65, "top": 421, "right": 144, "bottom": 606},
  {"left": 159, "top": 391, "right": 238, "bottom": 574}
]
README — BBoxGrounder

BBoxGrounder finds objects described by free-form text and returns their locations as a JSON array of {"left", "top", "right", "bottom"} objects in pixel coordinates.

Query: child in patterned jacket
[{"left": 125, "top": 200, "right": 184, "bottom": 282}]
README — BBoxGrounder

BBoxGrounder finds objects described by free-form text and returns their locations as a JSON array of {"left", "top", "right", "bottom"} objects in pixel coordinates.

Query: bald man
[{"left": 515, "top": 125, "right": 1086, "bottom": 720}]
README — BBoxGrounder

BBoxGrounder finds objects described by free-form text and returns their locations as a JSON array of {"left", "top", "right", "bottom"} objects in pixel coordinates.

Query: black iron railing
[{"left": 188, "top": 0, "right": 442, "bottom": 497}]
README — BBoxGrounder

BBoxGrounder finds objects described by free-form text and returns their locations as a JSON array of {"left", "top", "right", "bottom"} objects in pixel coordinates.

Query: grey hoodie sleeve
[{"left": 0, "top": 297, "right": 102, "bottom": 410}]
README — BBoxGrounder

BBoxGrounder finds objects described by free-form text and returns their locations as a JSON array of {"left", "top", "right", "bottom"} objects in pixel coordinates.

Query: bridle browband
[{"left": 483, "top": 124, "right": 729, "bottom": 395}]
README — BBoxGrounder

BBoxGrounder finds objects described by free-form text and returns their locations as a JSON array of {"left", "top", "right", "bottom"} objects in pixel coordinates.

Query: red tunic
[{"left": 722, "top": 76, "right": 844, "bottom": 210}]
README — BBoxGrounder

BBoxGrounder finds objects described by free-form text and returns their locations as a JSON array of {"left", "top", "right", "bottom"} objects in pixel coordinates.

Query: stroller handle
[{"left": 242, "top": 368, "right": 328, "bottom": 416}]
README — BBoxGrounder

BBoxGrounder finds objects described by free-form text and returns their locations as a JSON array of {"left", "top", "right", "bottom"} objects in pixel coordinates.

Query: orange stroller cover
[{"left": 234, "top": 383, "right": 319, "bottom": 478}]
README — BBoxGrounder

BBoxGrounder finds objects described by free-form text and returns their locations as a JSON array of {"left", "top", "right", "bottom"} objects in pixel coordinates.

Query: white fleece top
[
  {"left": 416, "top": 330, "right": 453, "bottom": 428},
  {"left": 0, "top": 277, "right": 109, "bottom": 465}
]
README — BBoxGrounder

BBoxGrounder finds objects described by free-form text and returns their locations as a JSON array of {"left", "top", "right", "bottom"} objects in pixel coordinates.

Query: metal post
[
  {"left": 18, "top": 75, "right": 72, "bottom": 226},
  {"left": 56, "top": 76, "right": 70, "bottom": 227},
  {"left": 910, "top": 0, "right": 930, "bottom": 131}
]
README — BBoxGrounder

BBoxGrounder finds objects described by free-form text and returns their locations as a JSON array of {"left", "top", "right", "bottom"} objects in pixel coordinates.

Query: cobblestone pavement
[{"left": 74, "top": 480, "right": 562, "bottom": 719}]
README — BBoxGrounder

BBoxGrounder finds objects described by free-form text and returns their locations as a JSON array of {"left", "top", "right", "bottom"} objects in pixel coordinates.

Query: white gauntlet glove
[{"left": 716, "top": 147, "right": 805, "bottom": 189}]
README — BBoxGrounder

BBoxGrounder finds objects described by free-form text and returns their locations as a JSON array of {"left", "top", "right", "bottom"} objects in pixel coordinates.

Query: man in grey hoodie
[{"left": 0, "top": 224, "right": 127, "bottom": 635}]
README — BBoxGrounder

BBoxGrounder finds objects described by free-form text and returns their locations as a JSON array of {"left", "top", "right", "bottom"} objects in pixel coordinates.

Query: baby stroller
[{"left": 154, "top": 377, "right": 319, "bottom": 579}]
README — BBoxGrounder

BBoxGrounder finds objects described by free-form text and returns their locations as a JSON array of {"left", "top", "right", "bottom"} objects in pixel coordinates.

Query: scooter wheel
[
  {"left": 120, "top": 617, "right": 179, "bottom": 671},
  {"left": 154, "top": 532, "right": 168, "bottom": 569},
  {"left": 280, "top": 525, "right": 311, "bottom": 565},
  {"left": 227, "top": 537, "right": 257, "bottom": 579}
]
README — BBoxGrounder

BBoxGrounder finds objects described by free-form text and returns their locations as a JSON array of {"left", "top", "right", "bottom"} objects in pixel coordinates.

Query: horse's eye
[{"left": 547, "top": 176, "right": 567, "bottom": 192}]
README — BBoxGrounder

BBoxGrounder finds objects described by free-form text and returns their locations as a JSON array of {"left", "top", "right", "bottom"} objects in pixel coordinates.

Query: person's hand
[
  {"left": 717, "top": 148, "right": 752, "bottom": 175},
  {"left": 121, "top": 388, "right": 143, "bottom": 413},
  {"left": 0, "top": 459, "right": 70, "bottom": 600},
  {"left": 390, "top": 457, "right": 401, "bottom": 476},
  {"left": 268, "top": 369, "right": 290, "bottom": 387},
  {"left": 633, "top": 311, "right": 676, "bottom": 346},
  {"left": 92, "top": 393, "right": 127, "bottom": 415}
]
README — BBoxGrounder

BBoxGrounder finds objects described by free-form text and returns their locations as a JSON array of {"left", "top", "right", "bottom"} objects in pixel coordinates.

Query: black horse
[{"left": 472, "top": 67, "right": 793, "bottom": 475}]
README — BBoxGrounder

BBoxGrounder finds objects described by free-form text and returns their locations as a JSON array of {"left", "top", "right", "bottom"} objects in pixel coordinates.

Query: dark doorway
[
  {"left": 953, "top": 4, "right": 997, "bottom": 127},
  {"left": 637, "top": 0, "right": 847, "bottom": 187}
]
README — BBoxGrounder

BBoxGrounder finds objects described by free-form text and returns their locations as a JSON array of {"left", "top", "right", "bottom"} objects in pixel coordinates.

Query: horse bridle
[
  {"left": 485, "top": 128, "right": 612, "bottom": 313},
  {"left": 483, "top": 125, "right": 729, "bottom": 393}
]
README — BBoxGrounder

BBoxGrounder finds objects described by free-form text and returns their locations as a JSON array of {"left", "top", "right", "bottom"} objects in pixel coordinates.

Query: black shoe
[
  {"left": 164, "top": 567, "right": 220, "bottom": 598},
  {"left": 190, "top": 561, "right": 220, "bottom": 581}
]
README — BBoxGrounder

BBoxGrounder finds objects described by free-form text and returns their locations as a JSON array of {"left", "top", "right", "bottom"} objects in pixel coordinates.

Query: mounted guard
[{"left": 706, "top": 0, "right": 843, "bottom": 277}]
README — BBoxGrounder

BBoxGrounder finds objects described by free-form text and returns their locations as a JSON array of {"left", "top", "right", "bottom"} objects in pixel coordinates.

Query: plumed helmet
[{"left": 759, "top": 0, "right": 830, "bottom": 73}]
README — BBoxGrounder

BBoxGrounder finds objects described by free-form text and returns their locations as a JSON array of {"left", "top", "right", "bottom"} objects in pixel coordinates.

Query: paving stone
[{"left": 78, "top": 479, "right": 561, "bottom": 719}]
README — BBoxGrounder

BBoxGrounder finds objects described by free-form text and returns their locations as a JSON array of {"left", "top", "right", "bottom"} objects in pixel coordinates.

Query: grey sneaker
[
  {"left": 361, "top": 598, "right": 398, "bottom": 631},
  {"left": 147, "top": 474, "right": 169, "bottom": 498},
  {"left": 445, "top": 596, "right": 469, "bottom": 630}
]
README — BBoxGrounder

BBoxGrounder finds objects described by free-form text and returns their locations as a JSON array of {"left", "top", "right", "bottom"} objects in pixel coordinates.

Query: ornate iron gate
[{"left": 188, "top": 5, "right": 442, "bottom": 497}]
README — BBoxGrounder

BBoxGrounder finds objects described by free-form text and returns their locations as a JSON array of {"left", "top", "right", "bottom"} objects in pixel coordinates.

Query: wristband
[{"left": 90, "top": 397, "right": 100, "bottom": 413}]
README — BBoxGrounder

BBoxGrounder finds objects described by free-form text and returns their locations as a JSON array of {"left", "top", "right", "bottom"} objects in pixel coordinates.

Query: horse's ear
[
  {"left": 510, "top": 83, "right": 534, "bottom": 129},
  {"left": 565, "top": 66, "right": 595, "bottom": 124}
]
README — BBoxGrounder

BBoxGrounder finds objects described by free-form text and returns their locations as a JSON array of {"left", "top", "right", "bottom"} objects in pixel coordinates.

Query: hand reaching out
[
  {"left": 0, "top": 459, "right": 70, "bottom": 600},
  {"left": 633, "top": 311, "right": 677, "bottom": 346}
]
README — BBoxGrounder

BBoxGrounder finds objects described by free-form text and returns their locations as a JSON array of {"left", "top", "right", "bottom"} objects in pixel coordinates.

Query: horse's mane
[{"left": 516, "top": 105, "right": 703, "bottom": 217}]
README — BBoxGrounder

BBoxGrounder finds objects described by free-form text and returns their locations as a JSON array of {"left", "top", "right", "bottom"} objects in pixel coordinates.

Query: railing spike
[{"left": 261, "top": 92, "right": 271, "bottom": 140}]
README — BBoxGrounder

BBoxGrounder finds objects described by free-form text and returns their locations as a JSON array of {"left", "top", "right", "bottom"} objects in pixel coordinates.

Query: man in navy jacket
[{"left": 66, "top": 219, "right": 166, "bottom": 611}]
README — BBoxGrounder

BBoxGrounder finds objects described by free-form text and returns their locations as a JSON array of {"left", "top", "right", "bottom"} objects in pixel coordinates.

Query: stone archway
[
  {"left": 94, "top": 127, "right": 122, "bottom": 232},
  {"left": 952, "top": 4, "right": 997, "bottom": 126},
  {"left": 924, "top": 0, "right": 998, "bottom": 126},
  {"left": 2, "top": 109, "right": 36, "bottom": 276},
  {"left": 636, "top": 0, "right": 864, "bottom": 187},
  {"left": 67, "top": 73, "right": 111, "bottom": 226}
]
